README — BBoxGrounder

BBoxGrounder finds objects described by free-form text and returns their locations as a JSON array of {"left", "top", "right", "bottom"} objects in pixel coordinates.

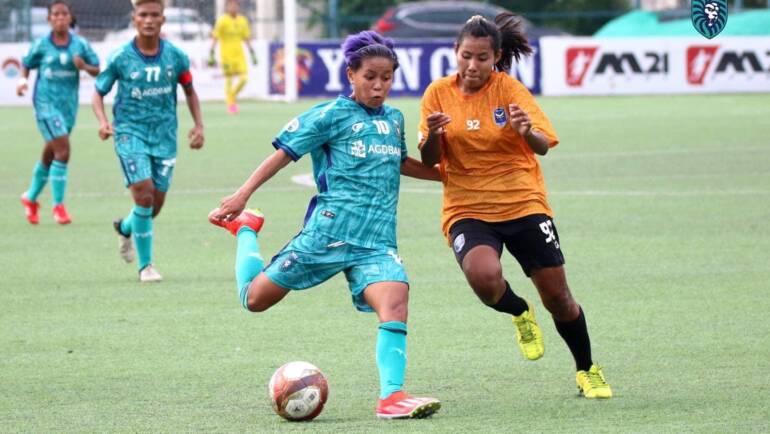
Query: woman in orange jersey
[{"left": 418, "top": 14, "right": 612, "bottom": 399}]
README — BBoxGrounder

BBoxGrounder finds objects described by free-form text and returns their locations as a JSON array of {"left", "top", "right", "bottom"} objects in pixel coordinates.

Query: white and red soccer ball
[{"left": 268, "top": 361, "right": 329, "bottom": 421}]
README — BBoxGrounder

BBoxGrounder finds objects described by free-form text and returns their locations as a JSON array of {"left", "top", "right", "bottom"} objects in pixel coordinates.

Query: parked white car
[{"left": 103, "top": 7, "right": 212, "bottom": 43}]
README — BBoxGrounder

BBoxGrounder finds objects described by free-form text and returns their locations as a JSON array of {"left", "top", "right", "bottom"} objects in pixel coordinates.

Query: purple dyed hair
[{"left": 342, "top": 30, "right": 399, "bottom": 71}]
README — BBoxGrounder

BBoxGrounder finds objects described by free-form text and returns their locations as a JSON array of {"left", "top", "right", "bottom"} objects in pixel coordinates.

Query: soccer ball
[{"left": 268, "top": 361, "right": 329, "bottom": 421}]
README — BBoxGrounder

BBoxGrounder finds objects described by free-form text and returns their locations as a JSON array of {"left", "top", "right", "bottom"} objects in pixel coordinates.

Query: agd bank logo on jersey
[{"left": 692, "top": 0, "right": 728, "bottom": 39}]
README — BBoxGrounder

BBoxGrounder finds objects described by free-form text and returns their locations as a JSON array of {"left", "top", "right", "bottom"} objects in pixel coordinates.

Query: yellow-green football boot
[
  {"left": 576, "top": 364, "right": 613, "bottom": 399},
  {"left": 511, "top": 301, "right": 544, "bottom": 360}
]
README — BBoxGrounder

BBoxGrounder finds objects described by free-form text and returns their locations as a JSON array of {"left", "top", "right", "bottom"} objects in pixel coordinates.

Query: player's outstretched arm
[
  {"left": 16, "top": 67, "right": 30, "bottom": 96},
  {"left": 401, "top": 156, "right": 441, "bottom": 182},
  {"left": 91, "top": 92, "right": 113, "bottom": 140},
  {"left": 183, "top": 85, "right": 204, "bottom": 149},
  {"left": 73, "top": 55, "right": 100, "bottom": 77},
  {"left": 214, "top": 149, "right": 293, "bottom": 221},
  {"left": 419, "top": 112, "right": 451, "bottom": 166}
]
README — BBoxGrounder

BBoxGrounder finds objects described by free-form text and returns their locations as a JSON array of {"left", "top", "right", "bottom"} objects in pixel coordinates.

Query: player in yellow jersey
[{"left": 209, "top": 0, "right": 256, "bottom": 114}]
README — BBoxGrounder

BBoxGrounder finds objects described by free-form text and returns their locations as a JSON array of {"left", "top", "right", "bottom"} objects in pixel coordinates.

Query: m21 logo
[
  {"left": 566, "top": 47, "right": 669, "bottom": 87},
  {"left": 687, "top": 46, "right": 770, "bottom": 85}
]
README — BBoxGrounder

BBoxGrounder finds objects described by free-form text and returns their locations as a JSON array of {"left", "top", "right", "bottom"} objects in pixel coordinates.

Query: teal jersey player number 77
[{"left": 92, "top": 0, "right": 204, "bottom": 283}]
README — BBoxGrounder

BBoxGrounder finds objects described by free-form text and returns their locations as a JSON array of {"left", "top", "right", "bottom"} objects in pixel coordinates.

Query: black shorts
[{"left": 448, "top": 214, "right": 565, "bottom": 277}]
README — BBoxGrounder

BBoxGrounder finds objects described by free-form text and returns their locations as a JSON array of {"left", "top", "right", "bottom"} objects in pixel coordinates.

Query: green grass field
[{"left": 1, "top": 94, "right": 769, "bottom": 433}]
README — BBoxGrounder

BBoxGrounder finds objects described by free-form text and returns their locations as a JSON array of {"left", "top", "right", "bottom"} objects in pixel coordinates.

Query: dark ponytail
[
  {"left": 494, "top": 12, "right": 532, "bottom": 72},
  {"left": 456, "top": 13, "right": 532, "bottom": 72}
]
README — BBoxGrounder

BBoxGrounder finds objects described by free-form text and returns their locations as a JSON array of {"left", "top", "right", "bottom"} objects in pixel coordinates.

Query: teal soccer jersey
[
  {"left": 22, "top": 32, "right": 99, "bottom": 139},
  {"left": 95, "top": 39, "right": 192, "bottom": 158},
  {"left": 273, "top": 96, "right": 408, "bottom": 249}
]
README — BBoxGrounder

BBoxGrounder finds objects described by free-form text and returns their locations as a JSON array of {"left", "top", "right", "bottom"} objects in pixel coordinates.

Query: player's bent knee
[
  {"left": 542, "top": 290, "right": 576, "bottom": 318},
  {"left": 53, "top": 149, "right": 70, "bottom": 162},
  {"left": 51, "top": 139, "right": 71, "bottom": 162},
  {"left": 464, "top": 267, "right": 503, "bottom": 299},
  {"left": 246, "top": 296, "right": 273, "bottom": 313},
  {"left": 133, "top": 193, "right": 154, "bottom": 208},
  {"left": 379, "top": 300, "right": 408, "bottom": 323}
]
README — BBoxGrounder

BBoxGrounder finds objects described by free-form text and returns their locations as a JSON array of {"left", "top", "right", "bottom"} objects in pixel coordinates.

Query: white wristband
[{"left": 18, "top": 77, "right": 28, "bottom": 87}]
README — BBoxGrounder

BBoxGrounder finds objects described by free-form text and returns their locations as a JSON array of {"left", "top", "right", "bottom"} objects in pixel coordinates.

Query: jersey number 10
[{"left": 372, "top": 120, "right": 390, "bottom": 135}]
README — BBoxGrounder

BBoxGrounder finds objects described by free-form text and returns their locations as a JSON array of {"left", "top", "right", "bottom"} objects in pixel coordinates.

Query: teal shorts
[
  {"left": 263, "top": 230, "right": 409, "bottom": 312},
  {"left": 114, "top": 134, "right": 176, "bottom": 192},
  {"left": 36, "top": 112, "right": 72, "bottom": 142}
]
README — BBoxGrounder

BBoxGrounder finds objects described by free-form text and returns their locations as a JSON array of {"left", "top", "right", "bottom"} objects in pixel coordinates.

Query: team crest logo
[
  {"left": 692, "top": 0, "right": 727, "bottom": 39},
  {"left": 166, "top": 66, "right": 174, "bottom": 79},
  {"left": 284, "top": 118, "right": 300, "bottom": 133},
  {"left": 453, "top": 234, "right": 465, "bottom": 253},
  {"left": 351, "top": 122, "right": 364, "bottom": 133},
  {"left": 279, "top": 252, "right": 299, "bottom": 271},
  {"left": 59, "top": 53, "right": 68, "bottom": 65},
  {"left": 493, "top": 108, "right": 507, "bottom": 127},
  {"left": 130, "top": 71, "right": 140, "bottom": 80}
]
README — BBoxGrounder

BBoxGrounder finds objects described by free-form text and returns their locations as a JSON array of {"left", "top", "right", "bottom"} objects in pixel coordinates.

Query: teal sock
[
  {"left": 235, "top": 227, "right": 264, "bottom": 309},
  {"left": 131, "top": 205, "right": 154, "bottom": 270},
  {"left": 376, "top": 321, "right": 407, "bottom": 399},
  {"left": 120, "top": 212, "right": 133, "bottom": 236},
  {"left": 49, "top": 160, "right": 68, "bottom": 205},
  {"left": 26, "top": 161, "right": 49, "bottom": 202}
]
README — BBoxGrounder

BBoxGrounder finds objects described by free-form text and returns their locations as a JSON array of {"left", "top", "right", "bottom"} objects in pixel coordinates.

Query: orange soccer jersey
[{"left": 418, "top": 71, "right": 560, "bottom": 241}]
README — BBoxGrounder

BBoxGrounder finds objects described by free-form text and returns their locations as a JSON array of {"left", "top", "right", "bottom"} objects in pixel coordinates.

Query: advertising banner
[
  {"left": 268, "top": 39, "right": 542, "bottom": 98},
  {"left": 540, "top": 36, "right": 770, "bottom": 95}
]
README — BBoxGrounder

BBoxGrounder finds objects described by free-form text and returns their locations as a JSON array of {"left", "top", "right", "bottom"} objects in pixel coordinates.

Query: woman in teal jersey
[
  {"left": 209, "top": 31, "right": 442, "bottom": 420},
  {"left": 17, "top": 0, "right": 99, "bottom": 225}
]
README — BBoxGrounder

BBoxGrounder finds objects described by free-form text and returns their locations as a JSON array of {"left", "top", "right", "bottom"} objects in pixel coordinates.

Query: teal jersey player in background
[
  {"left": 17, "top": 1, "right": 100, "bottom": 226},
  {"left": 208, "top": 31, "right": 443, "bottom": 420},
  {"left": 92, "top": 0, "right": 204, "bottom": 283}
]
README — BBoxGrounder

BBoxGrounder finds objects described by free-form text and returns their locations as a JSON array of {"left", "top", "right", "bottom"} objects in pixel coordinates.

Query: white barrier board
[
  {"left": 540, "top": 36, "right": 770, "bottom": 95},
  {"left": 0, "top": 40, "right": 269, "bottom": 106}
]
